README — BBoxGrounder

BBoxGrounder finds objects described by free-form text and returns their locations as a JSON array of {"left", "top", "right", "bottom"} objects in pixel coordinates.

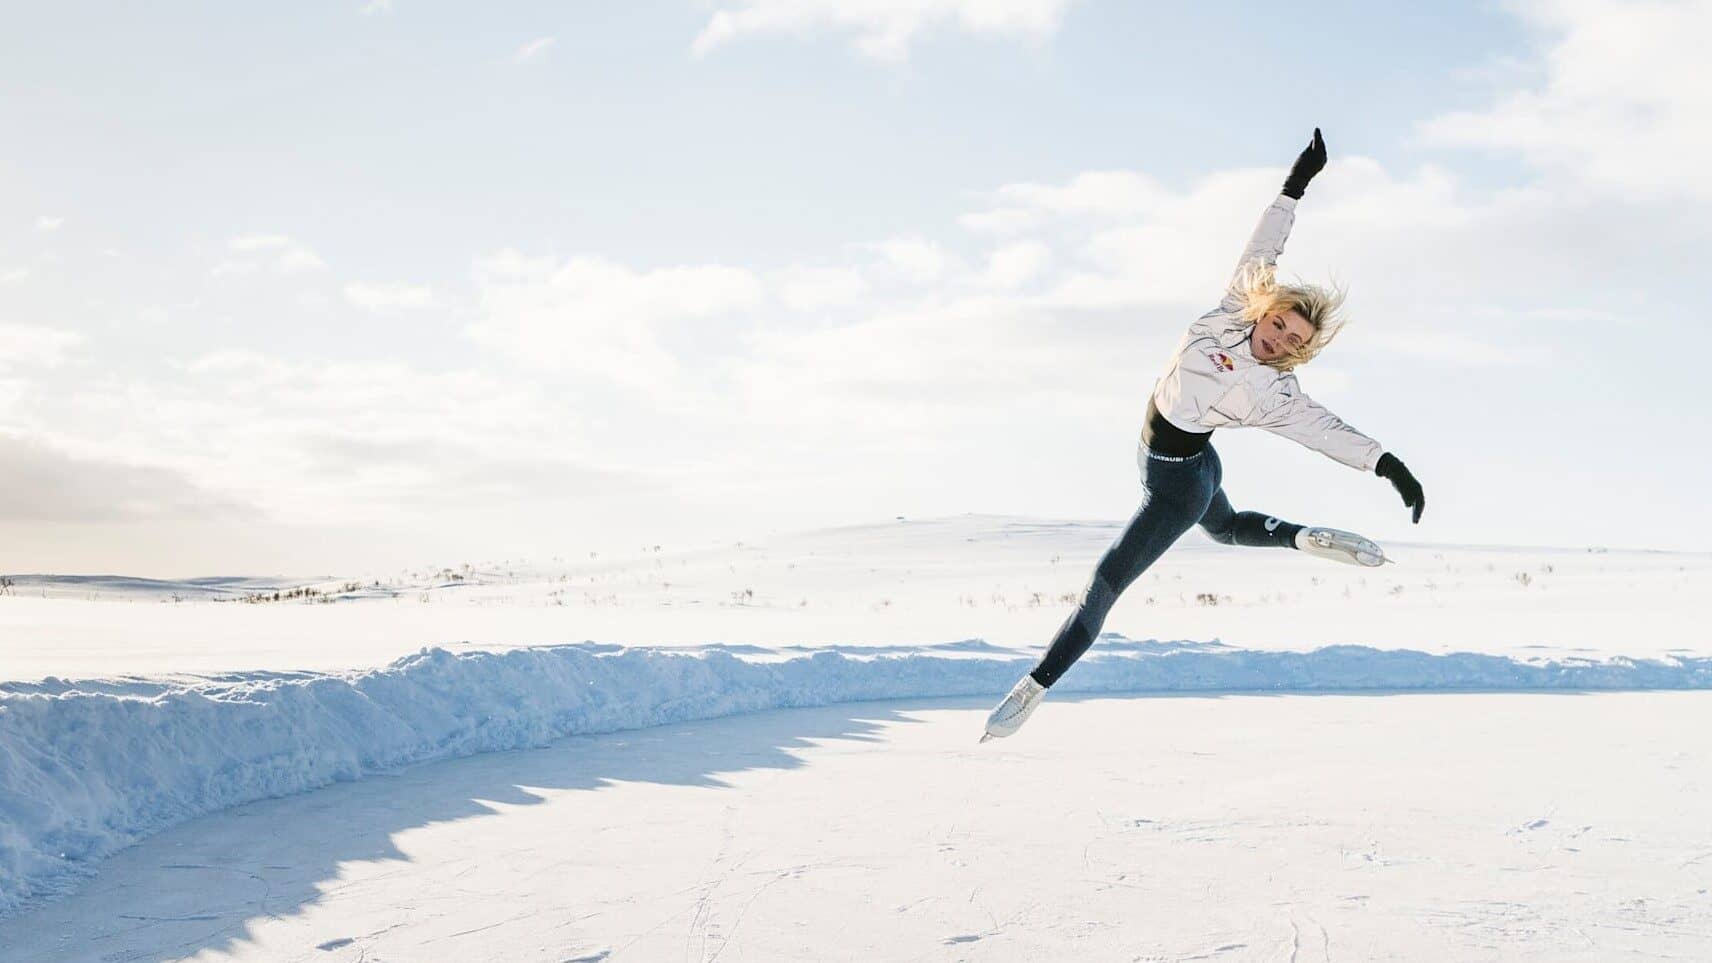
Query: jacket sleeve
[
  {"left": 1220, "top": 194, "right": 1298, "bottom": 313},
  {"left": 1254, "top": 375, "right": 1383, "bottom": 472}
]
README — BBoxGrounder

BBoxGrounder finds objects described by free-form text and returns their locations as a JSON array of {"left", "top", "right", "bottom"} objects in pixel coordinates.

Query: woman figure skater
[{"left": 982, "top": 129, "right": 1426, "bottom": 742}]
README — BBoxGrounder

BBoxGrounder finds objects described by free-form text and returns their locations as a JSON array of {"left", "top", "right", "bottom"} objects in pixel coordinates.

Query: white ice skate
[
  {"left": 980, "top": 675, "right": 1048, "bottom": 743},
  {"left": 1295, "top": 526, "right": 1389, "bottom": 567}
]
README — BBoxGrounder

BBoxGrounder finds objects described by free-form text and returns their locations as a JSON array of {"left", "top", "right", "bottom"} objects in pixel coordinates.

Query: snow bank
[{"left": 4, "top": 638, "right": 1711, "bottom": 916}]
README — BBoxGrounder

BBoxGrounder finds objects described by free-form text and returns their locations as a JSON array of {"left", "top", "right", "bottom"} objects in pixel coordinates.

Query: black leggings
[
  {"left": 1200, "top": 487, "right": 1303, "bottom": 548},
  {"left": 1029, "top": 444, "right": 1300, "bottom": 688}
]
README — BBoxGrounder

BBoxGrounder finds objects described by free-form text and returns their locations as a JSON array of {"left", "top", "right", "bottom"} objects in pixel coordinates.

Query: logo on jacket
[{"left": 1206, "top": 351, "right": 1235, "bottom": 372}]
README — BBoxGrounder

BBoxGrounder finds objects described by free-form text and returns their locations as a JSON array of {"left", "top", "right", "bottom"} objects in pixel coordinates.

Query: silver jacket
[{"left": 1149, "top": 194, "right": 1383, "bottom": 472}]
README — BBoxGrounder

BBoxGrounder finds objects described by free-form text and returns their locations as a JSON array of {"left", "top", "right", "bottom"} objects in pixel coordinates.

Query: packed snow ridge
[{"left": 5, "top": 637, "right": 1712, "bottom": 917}]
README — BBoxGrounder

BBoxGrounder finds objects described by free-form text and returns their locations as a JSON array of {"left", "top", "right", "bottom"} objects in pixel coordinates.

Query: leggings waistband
[{"left": 1140, "top": 446, "right": 1201, "bottom": 463}]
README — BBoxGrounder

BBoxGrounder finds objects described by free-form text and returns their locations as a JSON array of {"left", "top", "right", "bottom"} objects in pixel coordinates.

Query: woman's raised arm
[{"left": 1221, "top": 129, "right": 1328, "bottom": 309}]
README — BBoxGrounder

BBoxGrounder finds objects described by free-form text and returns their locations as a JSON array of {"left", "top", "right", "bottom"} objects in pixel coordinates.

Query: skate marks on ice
[
  {"left": 7, "top": 692, "right": 1712, "bottom": 960},
  {"left": 1030, "top": 693, "right": 1712, "bottom": 962},
  {"left": 0, "top": 699, "right": 927, "bottom": 963}
]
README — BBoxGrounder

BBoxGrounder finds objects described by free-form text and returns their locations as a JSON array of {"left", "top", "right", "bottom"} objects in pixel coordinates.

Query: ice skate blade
[{"left": 979, "top": 732, "right": 993, "bottom": 744}]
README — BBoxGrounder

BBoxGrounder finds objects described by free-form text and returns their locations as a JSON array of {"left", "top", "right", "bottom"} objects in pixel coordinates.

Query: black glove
[
  {"left": 1281, "top": 127, "right": 1327, "bottom": 200},
  {"left": 1375, "top": 452, "right": 1424, "bottom": 524}
]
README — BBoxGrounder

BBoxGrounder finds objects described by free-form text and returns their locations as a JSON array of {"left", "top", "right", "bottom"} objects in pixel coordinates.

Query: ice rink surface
[{"left": 7, "top": 689, "right": 1710, "bottom": 962}]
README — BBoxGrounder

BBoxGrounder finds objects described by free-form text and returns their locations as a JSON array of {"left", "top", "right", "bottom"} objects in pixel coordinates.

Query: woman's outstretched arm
[
  {"left": 1257, "top": 377, "right": 1427, "bottom": 522},
  {"left": 1253, "top": 375, "right": 1383, "bottom": 472}
]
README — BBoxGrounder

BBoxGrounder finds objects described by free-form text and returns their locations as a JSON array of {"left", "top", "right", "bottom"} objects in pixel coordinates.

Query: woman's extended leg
[
  {"left": 1027, "top": 454, "right": 1219, "bottom": 689},
  {"left": 1197, "top": 488, "right": 1302, "bottom": 548},
  {"left": 1203, "top": 485, "right": 1391, "bottom": 566},
  {"left": 981, "top": 449, "right": 1222, "bottom": 741}
]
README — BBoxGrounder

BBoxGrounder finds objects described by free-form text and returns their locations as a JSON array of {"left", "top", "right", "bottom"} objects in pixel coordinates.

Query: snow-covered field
[
  {"left": 5, "top": 515, "right": 1708, "bottom": 682},
  {"left": 3, "top": 515, "right": 1711, "bottom": 960}
]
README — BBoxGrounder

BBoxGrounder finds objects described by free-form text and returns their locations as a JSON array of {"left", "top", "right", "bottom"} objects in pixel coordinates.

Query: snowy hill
[{"left": 4, "top": 514, "right": 1709, "bottom": 682}]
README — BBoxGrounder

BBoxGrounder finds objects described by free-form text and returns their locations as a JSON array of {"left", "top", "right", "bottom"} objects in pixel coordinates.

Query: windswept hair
[{"left": 1232, "top": 261, "right": 1349, "bottom": 371}]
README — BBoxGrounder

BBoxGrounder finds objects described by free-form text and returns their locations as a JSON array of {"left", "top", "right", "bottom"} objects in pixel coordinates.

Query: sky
[{"left": 2, "top": 0, "right": 1710, "bottom": 575}]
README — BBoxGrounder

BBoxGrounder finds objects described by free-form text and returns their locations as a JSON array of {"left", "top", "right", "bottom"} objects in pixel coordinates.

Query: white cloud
[
  {"left": 343, "top": 281, "right": 435, "bottom": 310},
  {"left": 692, "top": 0, "right": 1079, "bottom": 60},
  {"left": 276, "top": 249, "right": 325, "bottom": 273},
  {"left": 0, "top": 323, "right": 83, "bottom": 369},
  {"left": 868, "top": 237, "right": 954, "bottom": 282},
  {"left": 360, "top": 0, "right": 392, "bottom": 14},
  {"left": 961, "top": 169, "right": 1213, "bottom": 236},
  {"left": 998, "top": 170, "right": 1168, "bottom": 223},
  {"left": 513, "top": 36, "right": 556, "bottom": 63},
  {"left": 957, "top": 207, "right": 1038, "bottom": 236},
  {"left": 227, "top": 234, "right": 292, "bottom": 252},
  {"left": 1031, "top": 167, "right": 1289, "bottom": 309},
  {"left": 1421, "top": 0, "right": 1712, "bottom": 200},
  {"left": 468, "top": 252, "right": 764, "bottom": 384},
  {"left": 35, "top": 216, "right": 63, "bottom": 231},
  {"left": 0, "top": 267, "right": 28, "bottom": 284},
  {"left": 775, "top": 265, "right": 867, "bottom": 311},
  {"left": 219, "top": 234, "right": 326, "bottom": 275},
  {"left": 777, "top": 296, "right": 1068, "bottom": 393},
  {"left": 182, "top": 349, "right": 275, "bottom": 375},
  {"left": 1008, "top": 152, "right": 1655, "bottom": 345},
  {"left": 984, "top": 240, "right": 1051, "bottom": 288},
  {"left": 1355, "top": 326, "right": 1543, "bottom": 368}
]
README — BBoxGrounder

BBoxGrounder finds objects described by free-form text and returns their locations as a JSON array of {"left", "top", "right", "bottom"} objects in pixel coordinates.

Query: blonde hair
[{"left": 1233, "top": 261, "right": 1348, "bottom": 371}]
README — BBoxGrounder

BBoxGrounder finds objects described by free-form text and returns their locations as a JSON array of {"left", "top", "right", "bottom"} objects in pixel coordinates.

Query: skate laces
[{"left": 997, "top": 683, "right": 1035, "bottom": 723}]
